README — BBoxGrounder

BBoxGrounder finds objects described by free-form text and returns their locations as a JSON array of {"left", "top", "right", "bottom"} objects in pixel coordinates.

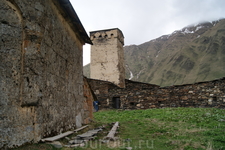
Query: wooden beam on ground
[
  {"left": 74, "top": 125, "right": 89, "bottom": 133},
  {"left": 41, "top": 125, "right": 89, "bottom": 142},
  {"left": 77, "top": 128, "right": 101, "bottom": 138},
  {"left": 104, "top": 122, "right": 119, "bottom": 140},
  {"left": 41, "top": 131, "right": 73, "bottom": 142}
]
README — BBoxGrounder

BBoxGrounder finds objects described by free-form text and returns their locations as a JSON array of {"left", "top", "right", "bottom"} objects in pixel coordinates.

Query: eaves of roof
[{"left": 54, "top": 0, "right": 92, "bottom": 45}]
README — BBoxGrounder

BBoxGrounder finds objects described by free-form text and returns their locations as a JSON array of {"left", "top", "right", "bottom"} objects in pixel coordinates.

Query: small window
[{"left": 130, "top": 102, "right": 135, "bottom": 106}]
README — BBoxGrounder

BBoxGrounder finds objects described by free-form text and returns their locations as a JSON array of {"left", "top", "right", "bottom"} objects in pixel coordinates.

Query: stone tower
[{"left": 90, "top": 28, "right": 125, "bottom": 88}]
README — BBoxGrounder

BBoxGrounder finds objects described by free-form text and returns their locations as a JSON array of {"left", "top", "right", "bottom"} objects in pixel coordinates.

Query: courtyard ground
[{"left": 13, "top": 108, "right": 225, "bottom": 150}]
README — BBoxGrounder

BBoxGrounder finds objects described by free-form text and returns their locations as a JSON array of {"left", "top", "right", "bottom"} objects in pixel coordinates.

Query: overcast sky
[{"left": 70, "top": 0, "right": 225, "bottom": 65}]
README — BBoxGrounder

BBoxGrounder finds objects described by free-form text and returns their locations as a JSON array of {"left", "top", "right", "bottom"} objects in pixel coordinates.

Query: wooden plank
[
  {"left": 105, "top": 122, "right": 119, "bottom": 139},
  {"left": 74, "top": 125, "right": 89, "bottom": 132},
  {"left": 77, "top": 128, "right": 101, "bottom": 138},
  {"left": 41, "top": 125, "right": 89, "bottom": 142},
  {"left": 41, "top": 131, "right": 73, "bottom": 142}
]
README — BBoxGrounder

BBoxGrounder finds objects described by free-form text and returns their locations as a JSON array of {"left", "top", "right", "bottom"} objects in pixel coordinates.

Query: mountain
[
  {"left": 83, "top": 18, "right": 225, "bottom": 86},
  {"left": 83, "top": 63, "right": 90, "bottom": 78}
]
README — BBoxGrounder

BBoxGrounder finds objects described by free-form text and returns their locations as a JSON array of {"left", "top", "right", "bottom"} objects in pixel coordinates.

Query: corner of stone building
[{"left": 83, "top": 76, "right": 94, "bottom": 124}]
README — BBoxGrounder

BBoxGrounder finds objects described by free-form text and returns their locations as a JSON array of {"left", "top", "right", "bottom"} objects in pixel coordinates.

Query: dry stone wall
[
  {"left": 0, "top": 0, "right": 92, "bottom": 148},
  {"left": 87, "top": 78, "right": 225, "bottom": 109}
]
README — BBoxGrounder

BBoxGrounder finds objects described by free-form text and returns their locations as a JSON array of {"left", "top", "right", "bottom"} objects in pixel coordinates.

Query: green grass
[
  {"left": 12, "top": 108, "right": 225, "bottom": 150},
  {"left": 92, "top": 108, "right": 225, "bottom": 150}
]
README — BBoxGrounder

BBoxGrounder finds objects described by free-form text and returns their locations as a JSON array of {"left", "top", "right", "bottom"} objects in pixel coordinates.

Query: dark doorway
[{"left": 112, "top": 97, "right": 121, "bottom": 109}]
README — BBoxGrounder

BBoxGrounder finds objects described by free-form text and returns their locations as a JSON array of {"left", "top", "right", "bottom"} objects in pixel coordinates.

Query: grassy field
[{"left": 13, "top": 108, "right": 225, "bottom": 150}]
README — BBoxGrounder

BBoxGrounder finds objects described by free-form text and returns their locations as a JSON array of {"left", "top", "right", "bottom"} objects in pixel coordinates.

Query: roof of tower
[{"left": 90, "top": 28, "right": 124, "bottom": 38}]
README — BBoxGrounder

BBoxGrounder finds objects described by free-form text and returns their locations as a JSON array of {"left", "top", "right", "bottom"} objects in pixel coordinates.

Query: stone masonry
[
  {"left": 0, "top": 0, "right": 93, "bottom": 148},
  {"left": 90, "top": 28, "right": 125, "bottom": 88},
  {"left": 88, "top": 77, "right": 225, "bottom": 109},
  {"left": 83, "top": 77, "right": 95, "bottom": 124}
]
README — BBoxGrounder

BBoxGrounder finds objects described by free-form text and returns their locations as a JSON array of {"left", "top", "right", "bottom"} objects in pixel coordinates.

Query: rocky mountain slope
[{"left": 84, "top": 19, "right": 225, "bottom": 86}]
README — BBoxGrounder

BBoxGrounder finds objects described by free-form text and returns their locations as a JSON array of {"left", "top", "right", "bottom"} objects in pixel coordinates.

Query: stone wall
[
  {"left": 90, "top": 28, "right": 125, "bottom": 88},
  {"left": 0, "top": 0, "right": 92, "bottom": 148},
  {"left": 87, "top": 78, "right": 225, "bottom": 109},
  {"left": 83, "top": 77, "right": 94, "bottom": 124}
]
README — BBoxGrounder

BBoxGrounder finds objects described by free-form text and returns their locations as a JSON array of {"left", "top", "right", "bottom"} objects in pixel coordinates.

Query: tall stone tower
[{"left": 90, "top": 28, "right": 125, "bottom": 88}]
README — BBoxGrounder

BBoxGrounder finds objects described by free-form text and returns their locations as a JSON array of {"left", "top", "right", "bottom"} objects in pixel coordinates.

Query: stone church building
[{"left": 0, "top": 0, "right": 93, "bottom": 148}]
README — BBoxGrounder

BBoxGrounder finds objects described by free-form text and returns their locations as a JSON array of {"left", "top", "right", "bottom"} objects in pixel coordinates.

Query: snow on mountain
[
  {"left": 195, "top": 26, "right": 204, "bottom": 32},
  {"left": 156, "top": 19, "right": 224, "bottom": 41},
  {"left": 181, "top": 28, "right": 194, "bottom": 34}
]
